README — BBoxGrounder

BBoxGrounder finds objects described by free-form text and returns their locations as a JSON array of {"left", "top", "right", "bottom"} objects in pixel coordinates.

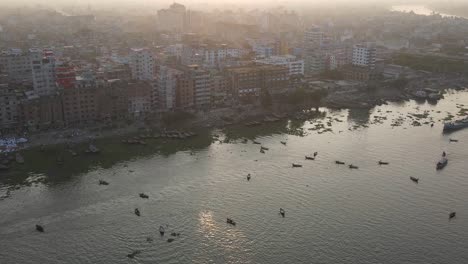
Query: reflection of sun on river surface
[{"left": 198, "top": 210, "right": 252, "bottom": 263}]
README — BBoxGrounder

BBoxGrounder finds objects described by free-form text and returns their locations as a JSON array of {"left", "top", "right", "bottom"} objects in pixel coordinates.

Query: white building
[
  {"left": 30, "top": 48, "right": 57, "bottom": 96},
  {"left": 256, "top": 55, "right": 304, "bottom": 76},
  {"left": 129, "top": 48, "right": 154, "bottom": 81},
  {"left": 154, "top": 66, "right": 181, "bottom": 111},
  {"left": 157, "top": 3, "right": 186, "bottom": 32},
  {"left": 352, "top": 44, "right": 376, "bottom": 69}
]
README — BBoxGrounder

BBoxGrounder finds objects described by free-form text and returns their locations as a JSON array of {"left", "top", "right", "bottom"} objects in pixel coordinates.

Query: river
[
  {"left": 1, "top": 91, "right": 468, "bottom": 263},
  {"left": 391, "top": 5, "right": 464, "bottom": 18}
]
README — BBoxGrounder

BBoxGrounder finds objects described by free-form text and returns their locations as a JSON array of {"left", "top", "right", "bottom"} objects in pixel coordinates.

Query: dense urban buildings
[{"left": 1, "top": 2, "right": 468, "bottom": 134}]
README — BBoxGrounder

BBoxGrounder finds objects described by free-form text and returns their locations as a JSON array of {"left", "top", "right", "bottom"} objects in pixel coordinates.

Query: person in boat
[
  {"left": 159, "top": 225, "right": 165, "bottom": 236},
  {"left": 36, "top": 224, "right": 44, "bottom": 232},
  {"left": 313, "top": 152, "right": 318, "bottom": 157},
  {"left": 442, "top": 151, "right": 446, "bottom": 157},
  {"left": 279, "top": 208, "right": 285, "bottom": 217},
  {"left": 449, "top": 212, "right": 456, "bottom": 219},
  {"left": 247, "top": 174, "right": 251, "bottom": 181},
  {"left": 135, "top": 208, "right": 140, "bottom": 216}
]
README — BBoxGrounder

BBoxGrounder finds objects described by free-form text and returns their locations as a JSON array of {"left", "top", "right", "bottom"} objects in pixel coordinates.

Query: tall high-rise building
[
  {"left": 352, "top": 44, "right": 376, "bottom": 69},
  {"left": 303, "top": 26, "right": 328, "bottom": 75},
  {"left": 157, "top": 3, "right": 187, "bottom": 32},
  {"left": 129, "top": 48, "right": 155, "bottom": 81},
  {"left": 30, "top": 48, "right": 57, "bottom": 96},
  {"left": 154, "top": 66, "right": 181, "bottom": 112}
]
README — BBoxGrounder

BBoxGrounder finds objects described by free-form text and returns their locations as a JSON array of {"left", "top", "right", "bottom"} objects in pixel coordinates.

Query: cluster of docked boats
[{"left": 122, "top": 131, "right": 197, "bottom": 145}]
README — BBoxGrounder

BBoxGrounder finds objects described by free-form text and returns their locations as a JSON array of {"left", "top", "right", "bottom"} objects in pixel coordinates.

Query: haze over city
[{"left": 1, "top": 0, "right": 468, "bottom": 263}]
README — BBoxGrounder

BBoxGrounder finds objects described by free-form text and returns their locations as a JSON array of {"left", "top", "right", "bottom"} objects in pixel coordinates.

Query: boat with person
[
  {"left": 35, "top": 225, "right": 44, "bottom": 232},
  {"left": 98, "top": 180, "right": 109, "bottom": 185},
  {"left": 134, "top": 208, "right": 140, "bottom": 216},
  {"left": 410, "top": 177, "right": 419, "bottom": 183},
  {"left": 378, "top": 160, "right": 389, "bottom": 165},
  {"left": 279, "top": 208, "right": 285, "bottom": 217},
  {"left": 449, "top": 212, "right": 456, "bottom": 219},
  {"left": 280, "top": 141, "right": 287, "bottom": 145},
  {"left": 226, "top": 218, "right": 236, "bottom": 226},
  {"left": 436, "top": 157, "right": 448, "bottom": 170},
  {"left": 139, "top": 193, "right": 149, "bottom": 199},
  {"left": 348, "top": 164, "right": 359, "bottom": 169},
  {"left": 335, "top": 161, "right": 345, "bottom": 165},
  {"left": 305, "top": 156, "right": 315, "bottom": 160},
  {"left": 127, "top": 250, "right": 141, "bottom": 259},
  {"left": 292, "top": 163, "right": 303, "bottom": 168},
  {"left": 159, "top": 226, "right": 165, "bottom": 236}
]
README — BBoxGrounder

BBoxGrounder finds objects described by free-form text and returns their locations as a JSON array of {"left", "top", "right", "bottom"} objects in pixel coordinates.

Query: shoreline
[{"left": 3, "top": 85, "right": 466, "bottom": 153}]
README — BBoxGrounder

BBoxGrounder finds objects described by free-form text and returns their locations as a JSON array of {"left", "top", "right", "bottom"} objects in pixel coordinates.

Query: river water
[
  {"left": 1, "top": 91, "right": 468, "bottom": 264},
  {"left": 391, "top": 5, "right": 463, "bottom": 18}
]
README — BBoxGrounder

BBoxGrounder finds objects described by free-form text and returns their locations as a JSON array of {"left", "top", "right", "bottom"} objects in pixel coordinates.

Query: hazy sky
[{"left": 0, "top": 0, "right": 465, "bottom": 9}]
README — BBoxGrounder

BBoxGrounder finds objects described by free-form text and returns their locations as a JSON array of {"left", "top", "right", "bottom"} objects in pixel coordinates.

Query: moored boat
[
  {"left": 443, "top": 117, "right": 468, "bottom": 133},
  {"left": 410, "top": 177, "right": 419, "bottom": 183},
  {"left": 436, "top": 157, "right": 448, "bottom": 170},
  {"left": 292, "top": 163, "right": 302, "bottom": 168}
]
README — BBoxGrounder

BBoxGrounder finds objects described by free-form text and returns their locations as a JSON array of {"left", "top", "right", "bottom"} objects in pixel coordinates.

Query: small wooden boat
[
  {"left": 253, "top": 141, "right": 261, "bottom": 145},
  {"left": 227, "top": 218, "right": 236, "bottom": 226},
  {"left": 98, "top": 180, "right": 109, "bottom": 185},
  {"left": 436, "top": 157, "right": 448, "bottom": 170},
  {"left": 261, "top": 146, "right": 269, "bottom": 151},
  {"left": 139, "top": 193, "right": 149, "bottom": 199},
  {"left": 127, "top": 250, "right": 141, "bottom": 258},
  {"left": 292, "top": 163, "right": 302, "bottom": 168},
  {"left": 134, "top": 208, "right": 140, "bottom": 216},
  {"left": 410, "top": 177, "right": 419, "bottom": 183},
  {"left": 159, "top": 226, "right": 165, "bottom": 236},
  {"left": 305, "top": 156, "right": 315, "bottom": 160},
  {"left": 378, "top": 160, "right": 389, "bottom": 165},
  {"left": 279, "top": 208, "right": 285, "bottom": 217},
  {"left": 167, "top": 238, "right": 175, "bottom": 243},
  {"left": 36, "top": 224, "right": 44, "bottom": 232},
  {"left": 280, "top": 141, "right": 287, "bottom": 145},
  {"left": 449, "top": 139, "right": 459, "bottom": 142},
  {"left": 449, "top": 212, "right": 456, "bottom": 219},
  {"left": 335, "top": 161, "right": 345, "bottom": 165},
  {"left": 348, "top": 164, "right": 359, "bottom": 169}
]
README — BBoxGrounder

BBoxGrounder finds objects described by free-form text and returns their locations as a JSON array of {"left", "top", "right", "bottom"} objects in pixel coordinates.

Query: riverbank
[{"left": 4, "top": 75, "right": 467, "bottom": 153}]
